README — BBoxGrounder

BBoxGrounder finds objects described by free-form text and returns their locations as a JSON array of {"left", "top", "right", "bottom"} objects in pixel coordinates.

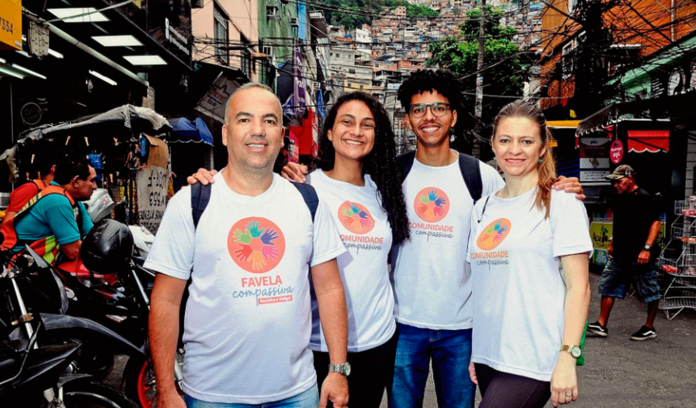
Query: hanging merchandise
[
  {"left": 293, "top": 46, "right": 308, "bottom": 118},
  {"left": 88, "top": 153, "right": 104, "bottom": 181}
]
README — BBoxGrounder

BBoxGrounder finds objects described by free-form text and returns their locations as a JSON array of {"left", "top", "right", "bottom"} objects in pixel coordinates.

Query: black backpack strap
[
  {"left": 191, "top": 183, "right": 212, "bottom": 230},
  {"left": 396, "top": 150, "right": 417, "bottom": 183},
  {"left": 291, "top": 182, "right": 318, "bottom": 222},
  {"left": 458, "top": 153, "right": 483, "bottom": 202}
]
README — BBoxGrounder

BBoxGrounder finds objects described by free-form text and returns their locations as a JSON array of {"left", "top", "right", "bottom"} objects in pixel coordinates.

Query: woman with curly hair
[{"left": 280, "top": 91, "right": 410, "bottom": 407}]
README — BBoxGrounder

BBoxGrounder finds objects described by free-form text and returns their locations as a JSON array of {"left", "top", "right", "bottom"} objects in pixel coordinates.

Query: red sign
[{"left": 610, "top": 140, "right": 624, "bottom": 164}]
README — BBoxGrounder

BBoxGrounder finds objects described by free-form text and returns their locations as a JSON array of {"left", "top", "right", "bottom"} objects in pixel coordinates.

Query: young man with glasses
[
  {"left": 588, "top": 165, "right": 661, "bottom": 341},
  {"left": 390, "top": 69, "right": 583, "bottom": 408}
]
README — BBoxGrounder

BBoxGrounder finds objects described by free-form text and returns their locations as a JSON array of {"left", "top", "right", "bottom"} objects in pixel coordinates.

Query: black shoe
[
  {"left": 630, "top": 325, "right": 657, "bottom": 341},
  {"left": 588, "top": 321, "right": 608, "bottom": 337}
]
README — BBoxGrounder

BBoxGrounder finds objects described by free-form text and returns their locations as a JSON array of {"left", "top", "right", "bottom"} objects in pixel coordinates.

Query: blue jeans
[
  {"left": 598, "top": 256, "right": 660, "bottom": 303},
  {"left": 184, "top": 384, "right": 319, "bottom": 408},
  {"left": 390, "top": 323, "right": 475, "bottom": 408}
]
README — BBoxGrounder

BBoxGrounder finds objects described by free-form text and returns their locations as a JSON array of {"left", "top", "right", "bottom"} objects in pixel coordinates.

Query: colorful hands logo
[
  {"left": 338, "top": 201, "right": 375, "bottom": 235},
  {"left": 228, "top": 217, "right": 286, "bottom": 273},
  {"left": 414, "top": 187, "right": 450, "bottom": 223},
  {"left": 476, "top": 218, "right": 512, "bottom": 250}
]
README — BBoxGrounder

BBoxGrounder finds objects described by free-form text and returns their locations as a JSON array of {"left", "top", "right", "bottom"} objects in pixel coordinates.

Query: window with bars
[{"left": 214, "top": 5, "right": 229, "bottom": 65}]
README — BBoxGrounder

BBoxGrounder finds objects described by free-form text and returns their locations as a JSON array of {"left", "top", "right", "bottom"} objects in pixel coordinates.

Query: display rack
[{"left": 657, "top": 199, "right": 696, "bottom": 320}]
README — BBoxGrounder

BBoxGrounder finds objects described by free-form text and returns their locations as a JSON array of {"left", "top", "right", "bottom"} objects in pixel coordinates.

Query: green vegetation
[{"left": 427, "top": 6, "right": 531, "bottom": 136}]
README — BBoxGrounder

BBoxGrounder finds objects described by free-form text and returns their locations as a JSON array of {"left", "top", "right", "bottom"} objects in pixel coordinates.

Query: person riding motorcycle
[{"left": 0, "top": 155, "right": 96, "bottom": 265}]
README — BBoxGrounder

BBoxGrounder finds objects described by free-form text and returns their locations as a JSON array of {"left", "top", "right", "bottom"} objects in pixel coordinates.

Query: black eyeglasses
[{"left": 408, "top": 103, "right": 451, "bottom": 118}]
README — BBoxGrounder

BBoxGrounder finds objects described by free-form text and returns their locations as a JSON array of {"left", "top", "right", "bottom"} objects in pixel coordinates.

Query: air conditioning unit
[
  {"left": 291, "top": 18, "right": 299, "bottom": 27},
  {"left": 267, "top": 5, "right": 279, "bottom": 19}
]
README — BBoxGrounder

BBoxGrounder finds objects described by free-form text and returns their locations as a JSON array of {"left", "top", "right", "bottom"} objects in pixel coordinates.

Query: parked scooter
[
  {"left": 52, "top": 219, "right": 182, "bottom": 408},
  {"left": 0, "top": 245, "right": 139, "bottom": 407}
]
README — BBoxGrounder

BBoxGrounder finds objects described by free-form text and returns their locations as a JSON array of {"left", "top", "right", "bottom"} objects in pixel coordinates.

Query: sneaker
[
  {"left": 630, "top": 325, "right": 657, "bottom": 341},
  {"left": 587, "top": 321, "right": 609, "bottom": 337}
]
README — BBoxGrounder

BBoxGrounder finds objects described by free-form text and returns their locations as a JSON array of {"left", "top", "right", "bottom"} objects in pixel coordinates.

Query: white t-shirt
[
  {"left": 467, "top": 188, "right": 592, "bottom": 381},
  {"left": 308, "top": 169, "right": 395, "bottom": 352},
  {"left": 144, "top": 172, "right": 346, "bottom": 404},
  {"left": 392, "top": 154, "right": 504, "bottom": 330}
]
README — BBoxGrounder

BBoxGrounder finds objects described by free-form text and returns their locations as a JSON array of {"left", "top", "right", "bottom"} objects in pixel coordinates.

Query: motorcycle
[
  {"left": 0, "top": 245, "right": 139, "bottom": 407},
  {"left": 51, "top": 219, "right": 183, "bottom": 408}
]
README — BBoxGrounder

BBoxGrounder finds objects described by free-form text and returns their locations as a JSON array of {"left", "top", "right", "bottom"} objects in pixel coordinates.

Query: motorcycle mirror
[{"left": 24, "top": 245, "right": 50, "bottom": 269}]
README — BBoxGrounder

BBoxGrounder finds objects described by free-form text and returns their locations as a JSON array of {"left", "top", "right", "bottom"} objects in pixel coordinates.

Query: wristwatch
[
  {"left": 329, "top": 362, "right": 351, "bottom": 378},
  {"left": 560, "top": 345, "right": 582, "bottom": 358},
  {"left": 644, "top": 244, "right": 652, "bottom": 250}
]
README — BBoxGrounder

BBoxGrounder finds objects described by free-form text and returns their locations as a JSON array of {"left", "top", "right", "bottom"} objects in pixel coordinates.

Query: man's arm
[
  {"left": 311, "top": 258, "right": 348, "bottom": 408},
  {"left": 638, "top": 220, "right": 661, "bottom": 264},
  {"left": 60, "top": 240, "right": 81, "bottom": 260},
  {"left": 149, "top": 273, "right": 187, "bottom": 408}
]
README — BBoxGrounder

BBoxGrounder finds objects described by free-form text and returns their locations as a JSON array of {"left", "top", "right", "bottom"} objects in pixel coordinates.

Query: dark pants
[
  {"left": 313, "top": 330, "right": 398, "bottom": 408},
  {"left": 475, "top": 364, "right": 551, "bottom": 408}
]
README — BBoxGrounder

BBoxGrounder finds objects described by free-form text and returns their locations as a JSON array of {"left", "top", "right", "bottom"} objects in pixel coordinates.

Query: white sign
[
  {"left": 580, "top": 158, "right": 610, "bottom": 169},
  {"left": 580, "top": 170, "right": 610, "bottom": 182},
  {"left": 137, "top": 166, "right": 169, "bottom": 234}
]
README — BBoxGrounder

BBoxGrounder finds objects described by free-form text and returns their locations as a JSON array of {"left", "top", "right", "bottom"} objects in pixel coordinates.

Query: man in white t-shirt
[
  {"left": 147, "top": 83, "right": 350, "bottom": 408},
  {"left": 390, "top": 70, "right": 583, "bottom": 408}
]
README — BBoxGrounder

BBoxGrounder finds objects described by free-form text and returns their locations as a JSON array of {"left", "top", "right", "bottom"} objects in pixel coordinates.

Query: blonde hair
[{"left": 492, "top": 100, "right": 557, "bottom": 219}]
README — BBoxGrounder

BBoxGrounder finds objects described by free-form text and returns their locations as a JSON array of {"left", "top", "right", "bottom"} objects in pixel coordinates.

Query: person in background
[
  {"left": 588, "top": 165, "right": 661, "bottom": 341},
  {"left": 1, "top": 148, "right": 61, "bottom": 227},
  {"left": 467, "top": 100, "right": 592, "bottom": 408},
  {"left": 1, "top": 154, "right": 96, "bottom": 263}
]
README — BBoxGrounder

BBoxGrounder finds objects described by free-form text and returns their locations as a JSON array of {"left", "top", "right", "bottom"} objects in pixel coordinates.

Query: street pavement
[{"left": 109, "top": 272, "right": 696, "bottom": 408}]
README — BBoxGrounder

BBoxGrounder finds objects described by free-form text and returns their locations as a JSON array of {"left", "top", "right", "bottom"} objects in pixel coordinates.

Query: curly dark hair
[
  {"left": 317, "top": 92, "right": 410, "bottom": 246},
  {"left": 397, "top": 69, "right": 465, "bottom": 120}
]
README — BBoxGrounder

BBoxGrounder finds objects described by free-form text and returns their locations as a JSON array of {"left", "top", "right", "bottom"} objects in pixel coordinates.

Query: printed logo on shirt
[
  {"left": 228, "top": 217, "right": 286, "bottom": 274},
  {"left": 476, "top": 218, "right": 511, "bottom": 250},
  {"left": 337, "top": 201, "right": 385, "bottom": 253},
  {"left": 414, "top": 188, "right": 450, "bottom": 223},
  {"left": 409, "top": 187, "right": 455, "bottom": 240},
  {"left": 338, "top": 201, "right": 375, "bottom": 234}
]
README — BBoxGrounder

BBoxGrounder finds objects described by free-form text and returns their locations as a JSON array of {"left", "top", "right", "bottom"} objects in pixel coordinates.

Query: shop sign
[
  {"left": 590, "top": 222, "right": 612, "bottom": 251},
  {"left": 137, "top": 166, "right": 169, "bottom": 235},
  {"left": 580, "top": 170, "right": 610, "bottom": 182},
  {"left": 610, "top": 140, "right": 623, "bottom": 164},
  {"left": 0, "top": 0, "right": 22, "bottom": 50}
]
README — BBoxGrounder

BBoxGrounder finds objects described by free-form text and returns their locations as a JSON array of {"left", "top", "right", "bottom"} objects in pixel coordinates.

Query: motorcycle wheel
[
  {"left": 124, "top": 356, "right": 184, "bottom": 408},
  {"left": 62, "top": 380, "right": 139, "bottom": 408}
]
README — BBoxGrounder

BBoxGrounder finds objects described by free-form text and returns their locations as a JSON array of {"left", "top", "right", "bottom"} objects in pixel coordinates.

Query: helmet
[{"left": 80, "top": 220, "right": 134, "bottom": 275}]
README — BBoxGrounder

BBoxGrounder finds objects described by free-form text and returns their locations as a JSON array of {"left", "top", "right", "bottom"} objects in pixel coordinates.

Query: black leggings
[
  {"left": 475, "top": 364, "right": 551, "bottom": 408},
  {"left": 313, "top": 330, "right": 398, "bottom": 408}
]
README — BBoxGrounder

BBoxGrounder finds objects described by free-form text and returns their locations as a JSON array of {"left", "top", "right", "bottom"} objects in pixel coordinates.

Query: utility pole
[{"left": 473, "top": 0, "right": 486, "bottom": 158}]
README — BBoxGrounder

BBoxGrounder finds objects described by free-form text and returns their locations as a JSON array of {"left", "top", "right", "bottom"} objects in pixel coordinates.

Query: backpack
[
  {"left": 0, "top": 185, "right": 80, "bottom": 266},
  {"left": 190, "top": 181, "right": 319, "bottom": 228},
  {"left": 396, "top": 150, "right": 483, "bottom": 202}
]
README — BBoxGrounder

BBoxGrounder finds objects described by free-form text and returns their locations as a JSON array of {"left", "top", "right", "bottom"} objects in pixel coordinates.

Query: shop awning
[
  {"left": 576, "top": 92, "right": 696, "bottom": 136},
  {"left": 168, "top": 117, "right": 214, "bottom": 147},
  {"left": 627, "top": 130, "right": 669, "bottom": 153}
]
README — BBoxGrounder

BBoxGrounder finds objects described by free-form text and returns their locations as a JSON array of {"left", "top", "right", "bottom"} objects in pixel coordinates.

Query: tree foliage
[{"left": 427, "top": 6, "right": 531, "bottom": 148}]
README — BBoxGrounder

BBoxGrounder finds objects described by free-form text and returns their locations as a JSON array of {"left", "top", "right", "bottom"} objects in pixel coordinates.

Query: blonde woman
[{"left": 467, "top": 101, "right": 592, "bottom": 408}]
